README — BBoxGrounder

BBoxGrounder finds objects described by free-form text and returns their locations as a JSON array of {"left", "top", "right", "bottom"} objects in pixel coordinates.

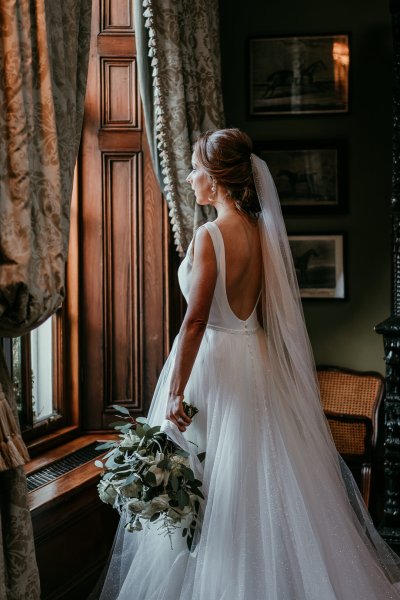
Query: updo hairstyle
[{"left": 193, "top": 128, "right": 260, "bottom": 219}]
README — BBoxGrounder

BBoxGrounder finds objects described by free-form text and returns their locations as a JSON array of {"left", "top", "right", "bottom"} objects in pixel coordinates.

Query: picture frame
[
  {"left": 288, "top": 234, "right": 346, "bottom": 299},
  {"left": 254, "top": 140, "right": 347, "bottom": 214},
  {"left": 249, "top": 34, "right": 350, "bottom": 116}
]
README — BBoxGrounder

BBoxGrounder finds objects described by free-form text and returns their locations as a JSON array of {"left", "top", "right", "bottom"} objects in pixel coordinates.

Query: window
[{"left": 2, "top": 310, "right": 69, "bottom": 443}]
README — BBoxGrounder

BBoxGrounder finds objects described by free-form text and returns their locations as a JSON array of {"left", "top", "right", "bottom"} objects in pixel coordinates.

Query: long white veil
[{"left": 252, "top": 152, "right": 400, "bottom": 583}]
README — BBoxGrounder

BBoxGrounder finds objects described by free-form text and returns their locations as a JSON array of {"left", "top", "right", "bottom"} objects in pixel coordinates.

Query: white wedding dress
[{"left": 97, "top": 219, "right": 400, "bottom": 600}]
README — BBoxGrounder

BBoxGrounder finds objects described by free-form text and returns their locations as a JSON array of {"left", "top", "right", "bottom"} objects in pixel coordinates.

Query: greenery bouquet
[{"left": 95, "top": 402, "right": 205, "bottom": 550}]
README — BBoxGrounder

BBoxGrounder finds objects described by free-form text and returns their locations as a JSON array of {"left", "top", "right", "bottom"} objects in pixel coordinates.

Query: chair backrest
[{"left": 316, "top": 366, "right": 384, "bottom": 457}]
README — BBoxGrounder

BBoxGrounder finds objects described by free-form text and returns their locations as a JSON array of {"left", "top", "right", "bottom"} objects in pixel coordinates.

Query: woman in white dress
[{"left": 97, "top": 128, "right": 400, "bottom": 600}]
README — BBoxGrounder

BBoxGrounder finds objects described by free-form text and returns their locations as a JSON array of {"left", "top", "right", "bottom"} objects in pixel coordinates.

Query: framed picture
[
  {"left": 288, "top": 234, "right": 346, "bottom": 299},
  {"left": 249, "top": 35, "right": 350, "bottom": 115},
  {"left": 254, "top": 141, "right": 347, "bottom": 214}
]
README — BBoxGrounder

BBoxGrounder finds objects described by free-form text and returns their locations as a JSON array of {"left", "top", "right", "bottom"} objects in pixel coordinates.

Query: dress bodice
[{"left": 178, "top": 221, "right": 260, "bottom": 334}]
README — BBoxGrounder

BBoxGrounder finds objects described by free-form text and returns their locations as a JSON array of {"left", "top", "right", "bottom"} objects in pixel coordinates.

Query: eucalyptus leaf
[
  {"left": 94, "top": 460, "right": 104, "bottom": 468},
  {"left": 135, "top": 417, "right": 147, "bottom": 424},
  {"left": 145, "top": 425, "right": 161, "bottom": 437},
  {"left": 150, "top": 512, "right": 160, "bottom": 522},
  {"left": 193, "top": 489, "right": 205, "bottom": 499},
  {"left": 111, "top": 404, "right": 131, "bottom": 416},
  {"left": 144, "top": 471, "right": 157, "bottom": 487},
  {"left": 177, "top": 488, "right": 190, "bottom": 509},
  {"left": 181, "top": 466, "right": 194, "bottom": 481},
  {"left": 170, "top": 476, "right": 179, "bottom": 492},
  {"left": 197, "top": 452, "right": 206, "bottom": 463},
  {"left": 95, "top": 441, "right": 117, "bottom": 451}
]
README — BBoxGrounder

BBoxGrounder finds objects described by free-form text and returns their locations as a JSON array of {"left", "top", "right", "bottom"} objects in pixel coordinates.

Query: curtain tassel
[{"left": 0, "top": 392, "right": 30, "bottom": 471}]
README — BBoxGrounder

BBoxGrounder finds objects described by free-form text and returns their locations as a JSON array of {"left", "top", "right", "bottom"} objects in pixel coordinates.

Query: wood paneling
[
  {"left": 80, "top": 0, "right": 169, "bottom": 429},
  {"left": 27, "top": 434, "right": 119, "bottom": 600},
  {"left": 103, "top": 153, "right": 142, "bottom": 410},
  {"left": 100, "top": 0, "right": 134, "bottom": 34},
  {"left": 101, "top": 58, "right": 138, "bottom": 128}
]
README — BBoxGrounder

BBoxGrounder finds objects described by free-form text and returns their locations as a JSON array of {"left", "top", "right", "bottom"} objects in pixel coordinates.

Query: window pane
[
  {"left": 30, "top": 318, "right": 54, "bottom": 423},
  {"left": 11, "top": 338, "right": 23, "bottom": 412}
]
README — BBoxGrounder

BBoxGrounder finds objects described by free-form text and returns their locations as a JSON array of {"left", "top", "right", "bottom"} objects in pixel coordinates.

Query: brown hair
[{"left": 193, "top": 128, "right": 260, "bottom": 218}]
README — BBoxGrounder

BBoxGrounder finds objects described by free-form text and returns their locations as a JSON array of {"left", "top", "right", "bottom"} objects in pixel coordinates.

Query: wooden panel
[
  {"left": 32, "top": 485, "right": 118, "bottom": 600},
  {"left": 80, "top": 0, "right": 168, "bottom": 430},
  {"left": 100, "top": 0, "right": 134, "bottom": 34},
  {"left": 103, "top": 153, "right": 142, "bottom": 412},
  {"left": 101, "top": 58, "right": 138, "bottom": 128}
]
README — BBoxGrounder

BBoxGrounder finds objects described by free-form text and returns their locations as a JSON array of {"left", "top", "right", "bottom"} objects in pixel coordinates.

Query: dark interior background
[{"left": 219, "top": 0, "right": 392, "bottom": 373}]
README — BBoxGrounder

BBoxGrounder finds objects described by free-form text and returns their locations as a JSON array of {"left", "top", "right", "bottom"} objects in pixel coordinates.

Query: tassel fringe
[{"left": 0, "top": 389, "right": 30, "bottom": 471}]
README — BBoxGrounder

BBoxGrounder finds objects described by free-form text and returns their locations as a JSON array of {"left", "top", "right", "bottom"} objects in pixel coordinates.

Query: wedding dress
[{"left": 96, "top": 156, "right": 400, "bottom": 600}]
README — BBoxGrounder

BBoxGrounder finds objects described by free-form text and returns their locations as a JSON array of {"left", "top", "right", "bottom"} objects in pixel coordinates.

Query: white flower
[
  {"left": 127, "top": 499, "right": 145, "bottom": 514},
  {"left": 148, "top": 465, "right": 165, "bottom": 486},
  {"left": 121, "top": 482, "right": 140, "bottom": 498},
  {"left": 120, "top": 431, "right": 140, "bottom": 448},
  {"left": 141, "top": 495, "right": 169, "bottom": 519},
  {"left": 171, "top": 455, "right": 189, "bottom": 466},
  {"left": 127, "top": 516, "right": 143, "bottom": 532},
  {"left": 98, "top": 481, "right": 118, "bottom": 505}
]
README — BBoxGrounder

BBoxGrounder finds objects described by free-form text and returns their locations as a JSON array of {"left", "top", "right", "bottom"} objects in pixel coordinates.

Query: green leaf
[
  {"left": 118, "top": 423, "right": 133, "bottom": 434},
  {"left": 170, "top": 475, "right": 179, "bottom": 492},
  {"left": 145, "top": 425, "right": 161, "bottom": 437},
  {"left": 135, "top": 425, "right": 146, "bottom": 438},
  {"left": 177, "top": 488, "right": 190, "bottom": 509},
  {"left": 94, "top": 460, "right": 104, "bottom": 468},
  {"left": 169, "top": 499, "right": 179, "bottom": 508},
  {"left": 193, "top": 489, "right": 205, "bottom": 499},
  {"left": 144, "top": 471, "right": 157, "bottom": 487},
  {"left": 175, "top": 448, "right": 190, "bottom": 458},
  {"left": 181, "top": 466, "right": 194, "bottom": 481},
  {"left": 111, "top": 404, "right": 131, "bottom": 415},
  {"left": 157, "top": 458, "right": 171, "bottom": 470},
  {"left": 123, "top": 472, "right": 138, "bottom": 486},
  {"left": 150, "top": 512, "right": 160, "bottom": 522},
  {"left": 135, "top": 417, "right": 147, "bottom": 424},
  {"left": 197, "top": 452, "right": 206, "bottom": 463},
  {"left": 191, "top": 479, "right": 203, "bottom": 487},
  {"left": 95, "top": 441, "right": 117, "bottom": 451},
  {"left": 182, "top": 528, "right": 188, "bottom": 536},
  {"left": 187, "top": 536, "right": 193, "bottom": 551}
]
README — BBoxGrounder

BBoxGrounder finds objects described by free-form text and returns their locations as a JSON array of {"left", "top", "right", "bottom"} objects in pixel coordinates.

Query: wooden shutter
[{"left": 79, "top": 0, "right": 173, "bottom": 429}]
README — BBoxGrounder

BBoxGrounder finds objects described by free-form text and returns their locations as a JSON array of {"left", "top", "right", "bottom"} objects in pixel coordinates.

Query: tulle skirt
[{"left": 96, "top": 325, "right": 400, "bottom": 600}]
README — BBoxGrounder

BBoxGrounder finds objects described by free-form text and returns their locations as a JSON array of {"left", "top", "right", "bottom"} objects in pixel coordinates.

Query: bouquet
[{"left": 95, "top": 402, "right": 205, "bottom": 550}]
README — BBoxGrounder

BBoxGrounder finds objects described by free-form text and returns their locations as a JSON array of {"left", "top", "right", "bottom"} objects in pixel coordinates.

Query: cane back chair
[{"left": 316, "top": 366, "right": 385, "bottom": 508}]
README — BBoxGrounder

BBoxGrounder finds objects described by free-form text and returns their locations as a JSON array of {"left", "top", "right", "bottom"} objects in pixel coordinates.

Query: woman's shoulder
[{"left": 189, "top": 223, "right": 217, "bottom": 262}]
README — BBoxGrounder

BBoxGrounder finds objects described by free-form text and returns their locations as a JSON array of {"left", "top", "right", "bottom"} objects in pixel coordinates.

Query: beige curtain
[
  {"left": 0, "top": 0, "right": 92, "bottom": 597},
  {"left": 137, "top": 0, "right": 225, "bottom": 254}
]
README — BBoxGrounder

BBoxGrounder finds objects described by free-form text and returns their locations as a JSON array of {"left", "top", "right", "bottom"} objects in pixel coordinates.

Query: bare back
[{"left": 215, "top": 215, "right": 262, "bottom": 321}]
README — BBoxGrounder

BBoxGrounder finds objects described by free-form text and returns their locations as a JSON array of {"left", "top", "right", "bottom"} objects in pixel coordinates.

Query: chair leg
[{"left": 361, "top": 464, "right": 371, "bottom": 508}]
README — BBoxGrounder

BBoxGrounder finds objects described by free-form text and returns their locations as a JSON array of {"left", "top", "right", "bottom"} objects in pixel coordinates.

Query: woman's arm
[{"left": 166, "top": 227, "right": 217, "bottom": 431}]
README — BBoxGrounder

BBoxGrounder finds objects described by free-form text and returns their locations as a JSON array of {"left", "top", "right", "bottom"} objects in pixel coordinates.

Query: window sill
[
  {"left": 25, "top": 425, "right": 81, "bottom": 458},
  {"left": 25, "top": 432, "right": 116, "bottom": 516}
]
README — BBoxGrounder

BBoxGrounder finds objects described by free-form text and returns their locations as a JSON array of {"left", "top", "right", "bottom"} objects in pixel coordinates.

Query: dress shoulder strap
[{"left": 202, "top": 221, "right": 225, "bottom": 276}]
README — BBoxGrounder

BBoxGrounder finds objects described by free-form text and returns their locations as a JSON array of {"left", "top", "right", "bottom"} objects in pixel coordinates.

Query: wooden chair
[{"left": 316, "top": 366, "right": 385, "bottom": 508}]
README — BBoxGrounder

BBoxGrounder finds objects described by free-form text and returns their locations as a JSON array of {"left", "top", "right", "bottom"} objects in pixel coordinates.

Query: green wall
[{"left": 219, "top": 0, "right": 392, "bottom": 373}]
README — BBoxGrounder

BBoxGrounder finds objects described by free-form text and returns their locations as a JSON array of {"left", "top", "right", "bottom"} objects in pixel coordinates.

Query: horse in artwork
[
  {"left": 262, "top": 60, "right": 326, "bottom": 99},
  {"left": 293, "top": 248, "right": 319, "bottom": 284}
]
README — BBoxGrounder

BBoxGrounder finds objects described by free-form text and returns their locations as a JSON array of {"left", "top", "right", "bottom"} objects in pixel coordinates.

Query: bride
[{"left": 96, "top": 128, "right": 400, "bottom": 599}]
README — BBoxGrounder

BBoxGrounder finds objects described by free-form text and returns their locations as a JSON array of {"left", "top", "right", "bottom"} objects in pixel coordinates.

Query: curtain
[
  {"left": 135, "top": 0, "right": 225, "bottom": 254},
  {"left": 0, "top": 0, "right": 92, "bottom": 597}
]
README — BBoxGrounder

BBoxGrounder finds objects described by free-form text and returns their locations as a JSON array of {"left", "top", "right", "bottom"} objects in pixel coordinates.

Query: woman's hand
[{"left": 166, "top": 393, "right": 192, "bottom": 432}]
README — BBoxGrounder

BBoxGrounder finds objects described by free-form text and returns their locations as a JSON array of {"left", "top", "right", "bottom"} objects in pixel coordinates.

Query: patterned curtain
[
  {"left": 0, "top": 0, "right": 92, "bottom": 597},
  {"left": 135, "top": 0, "right": 225, "bottom": 255}
]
